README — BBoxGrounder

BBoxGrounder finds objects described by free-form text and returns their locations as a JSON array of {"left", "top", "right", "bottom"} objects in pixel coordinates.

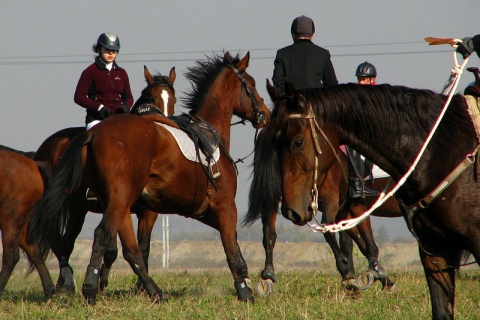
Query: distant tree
[{"left": 375, "top": 225, "right": 390, "bottom": 245}]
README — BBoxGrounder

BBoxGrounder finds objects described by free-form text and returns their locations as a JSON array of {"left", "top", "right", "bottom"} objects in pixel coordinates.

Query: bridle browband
[{"left": 228, "top": 64, "right": 266, "bottom": 126}]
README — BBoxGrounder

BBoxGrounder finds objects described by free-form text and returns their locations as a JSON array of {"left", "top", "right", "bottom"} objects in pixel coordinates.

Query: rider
[
  {"left": 345, "top": 62, "right": 380, "bottom": 199},
  {"left": 74, "top": 32, "right": 133, "bottom": 130},
  {"left": 272, "top": 15, "right": 338, "bottom": 91}
]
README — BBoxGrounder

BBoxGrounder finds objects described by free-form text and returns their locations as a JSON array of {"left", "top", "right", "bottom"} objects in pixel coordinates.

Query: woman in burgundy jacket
[{"left": 74, "top": 32, "right": 133, "bottom": 130}]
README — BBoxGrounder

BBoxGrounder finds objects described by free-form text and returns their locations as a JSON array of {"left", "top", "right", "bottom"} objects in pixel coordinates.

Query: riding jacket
[
  {"left": 74, "top": 57, "right": 134, "bottom": 124},
  {"left": 272, "top": 39, "right": 338, "bottom": 91}
]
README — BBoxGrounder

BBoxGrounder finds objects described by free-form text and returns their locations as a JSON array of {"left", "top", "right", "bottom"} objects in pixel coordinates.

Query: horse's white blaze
[{"left": 161, "top": 89, "right": 170, "bottom": 115}]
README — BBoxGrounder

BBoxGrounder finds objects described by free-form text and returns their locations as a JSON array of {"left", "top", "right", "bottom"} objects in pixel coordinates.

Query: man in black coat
[{"left": 272, "top": 15, "right": 338, "bottom": 91}]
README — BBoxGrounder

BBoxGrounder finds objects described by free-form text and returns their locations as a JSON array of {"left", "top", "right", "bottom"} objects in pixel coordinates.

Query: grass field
[{"left": 1, "top": 268, "right": 479, "bottom": 319}]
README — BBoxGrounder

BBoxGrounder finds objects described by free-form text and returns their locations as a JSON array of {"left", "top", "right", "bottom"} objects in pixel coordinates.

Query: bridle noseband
[{"left": 228, "top": 65, "right": 266, "bottom": 125}]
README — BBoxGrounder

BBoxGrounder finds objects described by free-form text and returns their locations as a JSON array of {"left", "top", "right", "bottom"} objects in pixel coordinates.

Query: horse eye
[{"left": 291, "top": 138, "right": 304, "bottom": 151}]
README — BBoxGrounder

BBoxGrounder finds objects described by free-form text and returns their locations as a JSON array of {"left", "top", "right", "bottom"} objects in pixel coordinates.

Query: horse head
[
  {"left": 265, "top": 79, "right": 339, "bottom": 225},
  {"left": 224, "top": 51, "right": 270, "bottom": 128},
  {"left": 132, "top": 66, "right": 177, "bottom": 116}
]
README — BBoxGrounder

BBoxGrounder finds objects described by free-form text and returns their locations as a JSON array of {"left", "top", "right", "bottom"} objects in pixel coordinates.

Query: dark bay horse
[
  {"left": 253, "top": 79, "right": 480, "bottom": 319},
  {"left": 245, "top": 115, "right": 399, "bottom": 296},
  {"left": 28, "top": 52, "right": 270, "bottom": 304},
  {"left": 32, "top": 66, "right": 176, "bottom": 293},
  {"left": 0, "top": 150, "right": 55, "bottom": 298}
]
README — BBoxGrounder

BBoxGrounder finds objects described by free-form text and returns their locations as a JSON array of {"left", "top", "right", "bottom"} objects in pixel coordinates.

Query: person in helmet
[
  {"left": 345, "top": 61, "right": 380, "bottom": 199},
  {"left": 355, "top": 61, "right": 377, "bottom": 85},
  {"left": 272, "top": 15, "right": 338, "bottom": 91},
  {"left": 74, "top": 32, "right": 133, "bottom": 130}
]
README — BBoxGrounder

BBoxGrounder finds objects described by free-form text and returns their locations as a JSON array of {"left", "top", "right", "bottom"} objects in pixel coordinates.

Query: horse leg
[
  {"left": 420, "top": 249, "right": 457, "bottom": 320},
  {"left": 339, "top": 231, "right": 355, "bottom": 273},
  {"left": 116, "top": 212, "right": 166, "bottom": 302},
  {"left": 257, "top": 211, "right": 277, "bottom": 297},
  {"left": 134, "top": 209, "right": 158, "bottom": 290},
  {"left": 0, "top": 227, "right": 20, "bottom": 293},
  {"left": 50, "top": 204, "right": 88, "bottom": 294},
  {"left": 348, "top": 203, "right": 394, "bottom": 291},
  {"left": 196, "top": 211, "right": 253, "bottom": 301},
  {"left": 98, "top": 236, "right": 118, "bottom": 292},
  {"left": 19, "top": 230, "right": 55, "bottom": 298}
]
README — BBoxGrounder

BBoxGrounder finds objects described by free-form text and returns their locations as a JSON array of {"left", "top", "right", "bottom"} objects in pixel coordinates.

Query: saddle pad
[
  {"left": 370, "top": 165, "right": 389, "bottom": 179},
  {"left": 156, "top": 122, "right": 220, "bottom": 166}
]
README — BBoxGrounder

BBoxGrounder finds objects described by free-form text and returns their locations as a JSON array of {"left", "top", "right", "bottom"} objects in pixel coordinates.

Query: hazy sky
[{"left": 1, "top": 1, "right": 479, "bottom": 240}]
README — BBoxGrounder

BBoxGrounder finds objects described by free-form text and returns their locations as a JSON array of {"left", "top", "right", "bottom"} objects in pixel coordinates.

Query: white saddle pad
[
  {"left": 371, "top": 165, "right": 389, "bottom": 179},
  {"left": 156, "top": 123, "right": 220, "bottom": 166}
]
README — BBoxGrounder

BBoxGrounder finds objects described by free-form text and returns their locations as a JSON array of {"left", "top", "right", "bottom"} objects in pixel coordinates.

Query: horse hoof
[
  {"left": 151, "top": 291, "right": 168, "bottom": 303},
  {"left": 356, "top": 272, "right": 375, "bottom": 290},
  {"left": 235, "top": 279, "right": 255, "bottom": 302},
  {"left": 85, "top": 296, "right": 97, "bottom": 306},
  {"left": 341, "top": 278, "right": 359, "bottom": 291},
  {"left": 256, "top": 279, "right": 274, "bottom": 297},
  {"left": 382, "top": 283, "right": 398, "bottom": 293}
]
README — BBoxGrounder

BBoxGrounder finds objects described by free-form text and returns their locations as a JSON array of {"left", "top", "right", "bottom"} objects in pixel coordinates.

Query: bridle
[
  {"left": 286, "top": 102, "right": 348, "bottom": 213},
  {"left": 136, "top": 82, "right": 175, "bottom": 113},
  {"left": 228, "top": 64, "right": 267, "bottom": 126}
]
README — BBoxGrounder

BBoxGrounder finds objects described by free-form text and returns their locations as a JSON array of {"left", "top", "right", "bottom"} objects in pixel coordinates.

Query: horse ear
[
  {"left": 237, "top": 51, "right": 250, "bottom": 72},
  {"left": 284, "top": 78, "right": 296, "bottom": 96},
  {"left": 168, "top": 67, "right": 176, "bottom": 86},
  {"left": 266, "top": 79, "right": 277, "bottom": 100},
  {"left": 224, "top": 51, "right": 232, "bottom": 63},
  {"left": 144, "top": 65, "right": 155, "bottom": 85}
]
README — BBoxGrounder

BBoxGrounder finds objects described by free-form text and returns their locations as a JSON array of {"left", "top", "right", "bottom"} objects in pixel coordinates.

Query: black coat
[{"left": 272, "top": 39, "right": 338, "bottom": 90}]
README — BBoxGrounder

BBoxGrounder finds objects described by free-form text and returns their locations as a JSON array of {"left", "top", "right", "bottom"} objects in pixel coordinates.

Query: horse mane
[
  {"left": 303, "top": 83, "right": 464, "bottom": 156},
  {"left": 243, "top": 104, "right": 286, "bottom": 226},
  {"left": 182, "top": 52, "right": 241, "bottom": 115}
]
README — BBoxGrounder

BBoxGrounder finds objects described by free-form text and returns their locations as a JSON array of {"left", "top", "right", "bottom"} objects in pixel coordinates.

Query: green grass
[{"left": 0, "top": 269, "right": 479, "bottom": 319}]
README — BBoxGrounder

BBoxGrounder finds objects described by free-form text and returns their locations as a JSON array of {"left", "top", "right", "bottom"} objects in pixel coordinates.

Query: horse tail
[
  {"left": 27, "top": 131, "right": 92, "bottom": 260},
  {"left": 242, "top": 127, "right": 282, "bottom": 226}
]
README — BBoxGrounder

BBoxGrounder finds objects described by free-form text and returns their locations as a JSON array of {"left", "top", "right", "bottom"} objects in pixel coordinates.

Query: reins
[{"left": 227, "top": 64, "right": 267, "bottom": 164}]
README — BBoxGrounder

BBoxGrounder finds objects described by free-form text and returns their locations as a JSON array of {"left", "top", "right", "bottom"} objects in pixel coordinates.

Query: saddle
[
  {"left": 170, "top": 115, "right": 221, "bottom": 181},
  {"left": 464, "top": 67, "right": 480, "bottom": 98}
]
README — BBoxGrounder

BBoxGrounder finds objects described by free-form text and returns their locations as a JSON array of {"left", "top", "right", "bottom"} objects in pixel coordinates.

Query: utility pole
[{"left": 162, "top": 215, "right": 170, "bottom": 268}]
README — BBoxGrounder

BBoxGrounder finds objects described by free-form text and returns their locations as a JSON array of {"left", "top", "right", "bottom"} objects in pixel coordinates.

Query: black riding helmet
[
  {"left": 355, "top": 61, "right": 377, "bottom": 77},
  {"left": 291, "top": 15, "right": 315, "bottom": 37},
  {"left": 97, "top": 32, "right": 121, "bottom": 51}
]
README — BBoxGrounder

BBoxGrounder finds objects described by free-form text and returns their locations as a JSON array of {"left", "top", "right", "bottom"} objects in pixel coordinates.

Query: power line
[
  {"left": 0, "top": 50, "right": 452, "bottom": 66},
  {"left": 0, "top": 40, "right": 444, "bottom": 64}
]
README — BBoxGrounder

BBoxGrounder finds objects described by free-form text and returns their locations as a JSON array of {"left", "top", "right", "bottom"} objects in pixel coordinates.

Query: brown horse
[
  {"left": 245, "top": 118, "right": 399, "bottom": 296},
  {"left": 32, "top": 65, "right": 176, "bottom": 293},
  {"left": 28, "top": 52, "right": 270, "bottom": 304},
  {"left": 0, "top": 150, "right": 55, "bottom": 298},
  {"left": 253, "top": 79, "right": 480, "bottom": 319}
]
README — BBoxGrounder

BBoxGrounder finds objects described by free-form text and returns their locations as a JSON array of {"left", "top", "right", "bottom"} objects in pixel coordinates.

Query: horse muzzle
[{"left": 281, "top": 206, "right": 311, "bottom": 226}]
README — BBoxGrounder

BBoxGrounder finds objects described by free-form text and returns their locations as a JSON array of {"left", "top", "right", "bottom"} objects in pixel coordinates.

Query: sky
[{"left": 1, "top": 1, "right": 479, "bottom": 242}]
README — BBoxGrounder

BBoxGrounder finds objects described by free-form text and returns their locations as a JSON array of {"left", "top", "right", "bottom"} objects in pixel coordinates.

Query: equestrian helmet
[
  {"left": 97, "top": 32, "right": 121, "bottom": 51},
  {"left": 291, "top": 15, "right": 315, "bottom": 36},
  {"left": 355, "top": 61, "right": 377, "bottom": 77}
]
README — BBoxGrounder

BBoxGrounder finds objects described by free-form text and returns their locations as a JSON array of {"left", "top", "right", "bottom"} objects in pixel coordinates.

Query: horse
[
  {"left": 0, "top": 144, "right": 35, "bottom": 159},
  {"left": 252, "top": 78, "right": 480, "bottom": 319},
  {"left": 32, "top": 65, "right": 176, "bottom": 293},
  {"left": 28, "top": 51, "right": 270, "bottom": 304},
  {"left": 245, "top": 116, "right": 399, "bottom": 296},
  {"left": 0, "top": 150, "right": 55, "bottom": 298}
]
